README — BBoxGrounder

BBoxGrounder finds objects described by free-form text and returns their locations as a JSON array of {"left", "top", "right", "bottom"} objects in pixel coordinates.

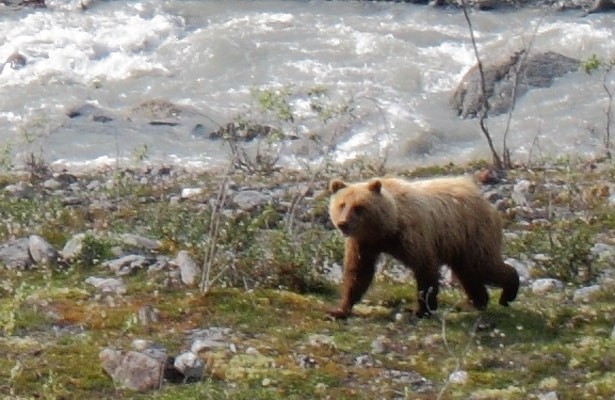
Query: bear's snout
[{"left": 336, "top": 221, "right": 351, "bottom": 236}]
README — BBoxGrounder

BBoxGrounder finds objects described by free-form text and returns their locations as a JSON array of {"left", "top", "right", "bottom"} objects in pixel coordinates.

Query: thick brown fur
[{"left": 327, "top": 176, "right": 519, "bottom": 319}]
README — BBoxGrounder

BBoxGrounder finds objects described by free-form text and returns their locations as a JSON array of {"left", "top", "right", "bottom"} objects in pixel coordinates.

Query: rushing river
[{"left": 0, "top": 0, "right": 613, "bottom": 171}]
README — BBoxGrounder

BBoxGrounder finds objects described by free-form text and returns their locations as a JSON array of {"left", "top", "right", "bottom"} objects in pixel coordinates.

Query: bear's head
[{"left": 328, "top": 178, "right": 397, "bottom": 241}]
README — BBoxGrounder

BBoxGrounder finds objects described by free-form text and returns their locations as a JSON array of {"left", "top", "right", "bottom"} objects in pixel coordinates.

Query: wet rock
[
  {"left": 173, "top": 351, "right": 205, "bottom": 382},
  {"left": 0, "top": 238, "right": 33, "bottom": 270},
  {"left": 85, "top": 276, "right": 126, "bottom": 295},
  {"left": 382, "top": 369, "right": 434, "bottom": 394},
  {"left": 451, "top": 51, "right": 580, "bottom": 118},
  {"left": 28, "top": 234, "right": 58, "bottom": 266},
  {"left": 99, "top": 348, "right": 163, "bottom": 391},
  {"left": 531, "top": 278, "right": 565, "bottom": 295},
  {"left": 171, "top": 250, "right": 200, "bottom": 287}
]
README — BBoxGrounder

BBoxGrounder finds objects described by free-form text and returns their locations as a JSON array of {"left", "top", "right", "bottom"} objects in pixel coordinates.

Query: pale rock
[
  {"left": 173, "top": 351, "right": 204, "bottom": 381},
  {"left": 448, "top": 370, "right": 469, "bottom": 385},
  {"left": 531, "top": 278, "right": 564, "bottom": 295},
  {"left": 171, "top": 250, "right": 200, "bottom": 287},
  {"left": 99, "top": 348, "right": 163, "bottom": 391},
  {"left": 85, "top": 276, "right": 126, "bottom": 295}
]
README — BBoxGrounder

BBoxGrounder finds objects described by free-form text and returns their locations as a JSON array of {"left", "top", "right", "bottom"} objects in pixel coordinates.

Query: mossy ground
[{"left": 0, "top": 159, "right": 613, "bottom": 399}]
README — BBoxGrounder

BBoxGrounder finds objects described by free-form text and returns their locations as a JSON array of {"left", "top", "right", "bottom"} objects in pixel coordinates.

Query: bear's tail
[{"left": 498, "top": 262, "right": 520, "bottom": 306}]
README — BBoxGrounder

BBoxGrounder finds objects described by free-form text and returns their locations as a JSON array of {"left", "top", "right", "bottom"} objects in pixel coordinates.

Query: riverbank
[{"left": 0, "top": 157, "right": 614, "bottom": 399}]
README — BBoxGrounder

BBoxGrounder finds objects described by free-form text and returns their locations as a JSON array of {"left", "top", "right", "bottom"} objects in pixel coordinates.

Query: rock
[
  {"left": 531, "top": 278, "right": 565, "bottom": 295},
  {"left": 572, "top": 285, "right": 601, "bottom": 302},
  {"left": 586, "top": 0, "right": 615, "bottom": 14},
  {"left": 99, "top": 348, "right": 163, "bottom": 391},
  {"left": 137, "top": 305, "right": 160, "bottom": 326},
  {"left": 451, "top": 51, "right": 580, "bottom": 118},
  {"left": 85, "top": 276, "right": 126, "bottom": 295},
  {"left": 190, "top": 327, "right": 233, "bottom": 353},
  {"left": 103, "top": 255, "right": 148, "bottom": 276},
  {"left": 28, "top": 235, "right": 58, "bottom": 266},
  {"left": 118, "top": 234, "right": 161, "bottom": 251},
  {"left": 173, "top": 351, "right": 205, "bottom": 382},
  {"left": 232, "top": 190, "right": 272, "bottom": 211},
  {"left": 0, "top": 238, "right": 33, "bottom": 270},
  {"left": 181, "top": 187, "right": 204, "bottom": 199},
  {"left": 505, "top": 258, "right": 532, "bottom": 284},
  {"left": 371, "top": 336, "right": 387, "bottom": 354},
  {"left": 171, "top": 250, "right": 200, "bottom": 287},
  {"left": 538, "top": 391, "right": 559, "bottom": 400},
  {"left": 61, "top": 233, "right": 86, "bottom": 260},
  {"left": 448, "top": 370, "right": 469, "bottom": 385}
]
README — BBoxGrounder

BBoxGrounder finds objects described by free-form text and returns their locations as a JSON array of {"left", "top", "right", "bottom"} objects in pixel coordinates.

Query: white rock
[
  {"left": 538, "top": 391, "right": 559, "bottom": 400},
  {"left": 531, "top": 278, "right": 564, "bottom": 295},
  {"left": 173, "top": 351, "right": 204, "bottom": 381},
  {"left": 181, "top": 187, "right": 203, "bottom": 199},
  {"left": 448, "top": 370, "right": 468, "bottom": 385}
]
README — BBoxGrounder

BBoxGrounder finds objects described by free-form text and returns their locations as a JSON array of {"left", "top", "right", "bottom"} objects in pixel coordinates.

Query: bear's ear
[
  {"left": 368, "top": 179, "right": 382, "bottom": 193},
  {"left": 329, "top": 179, "right": 347, "bottom": 194}
]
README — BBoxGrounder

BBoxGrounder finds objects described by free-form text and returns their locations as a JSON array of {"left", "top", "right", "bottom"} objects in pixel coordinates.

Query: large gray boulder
[{"left": 451, "top": 51, "right": 580, "bottom": 118}]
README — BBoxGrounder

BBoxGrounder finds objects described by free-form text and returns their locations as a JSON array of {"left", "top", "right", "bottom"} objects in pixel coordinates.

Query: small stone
[
  {"left": 371, "top": 336, "right": 387, "bottom": 354},
  {"left": 538, "top": 391, "right": 559, "bottom": 400},
  {"left": 181, "top": 187, "right": 203, "bottom": 199},
  {"left": 531, "top": 278, "right": 564, "bottom": 295},
  {"left": 448, "top": 370, "right": 468, "bottom": 385}
]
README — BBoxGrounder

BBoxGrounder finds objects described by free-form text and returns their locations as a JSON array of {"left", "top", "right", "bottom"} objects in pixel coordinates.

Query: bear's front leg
[{"left": 327, "top": 240, "right": 378, "bottom": 319}]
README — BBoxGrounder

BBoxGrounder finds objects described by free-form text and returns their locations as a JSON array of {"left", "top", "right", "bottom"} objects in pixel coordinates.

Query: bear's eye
[
  {"left": 338, "top": 202, "right": 346, "bottom": 210},
  {"left": 353, "top": 205, "right": 364, "bottom": 215}
]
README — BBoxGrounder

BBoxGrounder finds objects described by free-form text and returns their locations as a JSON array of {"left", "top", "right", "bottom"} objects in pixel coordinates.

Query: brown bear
[{"left": 327, "top": 175, "right": 519, "bottom": 319}]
